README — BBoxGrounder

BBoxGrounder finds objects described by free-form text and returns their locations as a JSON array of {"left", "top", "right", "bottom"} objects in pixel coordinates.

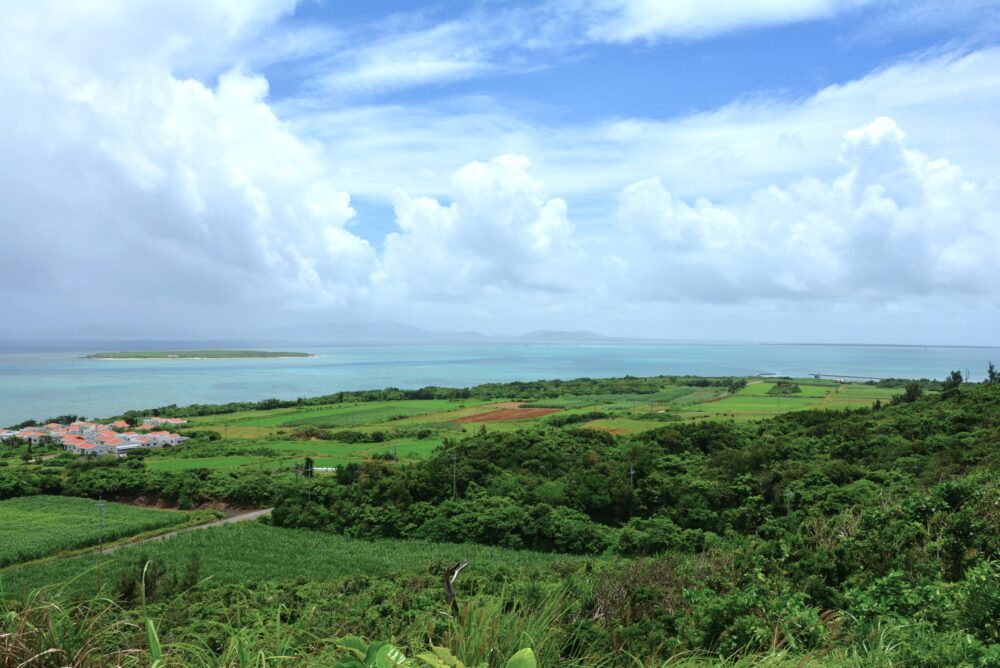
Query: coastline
[
  {"left": 85, "top": 354, "right": 319, "bottom": 361},
  {"left": 2, "top": 341, "right": 995, "bottom": 426}
]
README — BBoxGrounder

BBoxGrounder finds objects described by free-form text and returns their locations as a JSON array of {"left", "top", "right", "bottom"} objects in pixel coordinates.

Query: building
[{"left": 3, "top": 419, "right": 186, "bottom": 456}]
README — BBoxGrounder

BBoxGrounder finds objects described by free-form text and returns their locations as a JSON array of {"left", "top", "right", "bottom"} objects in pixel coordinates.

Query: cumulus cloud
[
  {"left": 377, "top": 155, "right": 575, "bottom": 299},
  {"left": 1, "top": 1, "right": 998, "bottom": 341},
  {"left": 291, "top": 48, "right": 1000, "bottom": 211},
  {"left": 610, "top": 117, "right": 1000, "bottom": 303},
  {"left": 0, "top": 0, "right": 377, "bottom": 319}
]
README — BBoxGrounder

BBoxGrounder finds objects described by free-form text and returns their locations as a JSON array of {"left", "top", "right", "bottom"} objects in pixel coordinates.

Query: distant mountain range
[
  {"left": 253, "top": 319, "right": 449, "bottom": 342},
  {"left": 252, "top": 321, "right": 625, "bottom": 344},
  {"left": 2, "top": 319, "right": 630, "bottom": 345}
]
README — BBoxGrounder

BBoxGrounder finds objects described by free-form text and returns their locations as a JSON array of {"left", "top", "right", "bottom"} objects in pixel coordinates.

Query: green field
[
  {"left": 669, "top": 380, "right": 900, "bottom": 421},
  {"left": 131, "top": 378, "right": 899, "bottom": 473},
  {"left": 1, "top": 521, "right": 584, "bottom": 598},
  {"left": 141, "top": 435, "right": 446, "bottom": 471},
  {"left": 85, "top": 350, "right": 311, "bottom": 359},
  {"left": 204, "top": 398, "right": 486, "bottom": 429},
  {"left": 0, "top": 496, "right": 188, "bottom": 567},
  {"left": 144, "top": 455, "right": 274, "bottom": 471},
  {"left": 1, "top": 377, "right": 985, "bottom": 667}
]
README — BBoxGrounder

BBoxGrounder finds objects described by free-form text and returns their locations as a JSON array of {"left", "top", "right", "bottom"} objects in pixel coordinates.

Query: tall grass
[
  {"left": 419, "top": 587, "right": 598, "bottom": 667},
  {"left": 1, "top": 579, "right": 552, "bottom": 667},
  {"left": 0, "top": 581, "right": 922, "bottom": 668},
  {"left": 0, "top": 584, "right": 140, "bottom": 667},
  {"left": 0, "top": 562, "right": 947, "bottom": 668}
]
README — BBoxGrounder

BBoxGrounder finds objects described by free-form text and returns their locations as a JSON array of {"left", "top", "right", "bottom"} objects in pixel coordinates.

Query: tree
[
  {"left": 942, "top": 370, "right": 964, "bottom": 394},
  {"left": 986, "top": 362, "right": 1000, "bottom": 386},
  {"left": 894, "top": 382, "right": 924, "bottom": 404}
]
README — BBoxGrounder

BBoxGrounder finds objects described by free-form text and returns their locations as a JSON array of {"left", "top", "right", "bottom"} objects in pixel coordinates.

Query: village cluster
[{"left": 0, "top": 417, "right": 188, "bottom": 456}]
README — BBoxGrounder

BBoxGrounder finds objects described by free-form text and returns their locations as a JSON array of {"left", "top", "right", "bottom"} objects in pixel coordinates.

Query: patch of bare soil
[{"left": 454, "top": 405, "right": 561, "bottom": 423}]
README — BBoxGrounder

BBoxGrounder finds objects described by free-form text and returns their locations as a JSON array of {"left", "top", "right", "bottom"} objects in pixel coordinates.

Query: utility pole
[
  {"left": 629, "top": 465, "right": 636, "bottom": 517},
  {"left": 97, "top": 497, "right": 106, "bottom": 592}
]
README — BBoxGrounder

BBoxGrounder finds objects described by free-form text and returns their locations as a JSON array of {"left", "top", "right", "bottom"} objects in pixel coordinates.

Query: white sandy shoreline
[{"left": 83, "top": 354, "right": 319, "bottom": 361}]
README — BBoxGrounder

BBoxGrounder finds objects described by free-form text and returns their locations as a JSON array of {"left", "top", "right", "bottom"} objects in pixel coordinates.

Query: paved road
[{"left": 101, "top": 508, "right": 272, "bottom": 554}]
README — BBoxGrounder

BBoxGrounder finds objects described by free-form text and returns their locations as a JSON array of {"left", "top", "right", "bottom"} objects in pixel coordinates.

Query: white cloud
[
  {"left": 609, "top": 117, "right": 1000, "bottom": 304},
  {"left": 0, "top": 0, "right": 297, "bottom": 80},
  {"left": 1, "top": 1, "right": 998, "bottom": 342},
  {"left": 572, "top": 0, "right": 874, "bottom": 43},
  {"left": 0, "top": 0, "right": 377, "bottom": 319},
  {"left": 289, "top": 48, "right": 1000, "bottom": 213},
  {"left": 293, "top": 0, "right": 887, "bottom": 99},
  {"left": 377, "top": 155, "right": 575, "bottom": 299},
  {"left": 314, "top": 20, "right": 495, "bottom": 96}
]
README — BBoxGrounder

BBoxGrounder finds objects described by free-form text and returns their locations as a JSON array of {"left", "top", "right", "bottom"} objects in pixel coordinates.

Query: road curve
[{"left": 101, "top": 508, "right": 272, "bottom": 554}]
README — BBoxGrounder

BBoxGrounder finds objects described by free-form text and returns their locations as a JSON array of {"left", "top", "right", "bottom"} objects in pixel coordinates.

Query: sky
[{"left": 1, "top": 0, "right": 998, "bottom": 344}]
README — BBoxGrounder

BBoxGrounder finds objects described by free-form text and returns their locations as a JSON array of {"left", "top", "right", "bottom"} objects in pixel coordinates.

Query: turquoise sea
[{"left": 1, "top": 340, "right": 998, "bottom": 426}]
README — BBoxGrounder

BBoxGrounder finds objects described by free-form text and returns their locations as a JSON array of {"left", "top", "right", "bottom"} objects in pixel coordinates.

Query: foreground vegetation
[
  {"left": 1, "top": 522, "right": 580, "bottom": 598},
  {"left": 2, "top": 372, "right": 998, "bottom": 665}
]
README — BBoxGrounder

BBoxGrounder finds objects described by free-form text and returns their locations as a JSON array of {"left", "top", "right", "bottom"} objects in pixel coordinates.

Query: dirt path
[{"left": 100, "top": 508, "right": 272, "bottom": 554}]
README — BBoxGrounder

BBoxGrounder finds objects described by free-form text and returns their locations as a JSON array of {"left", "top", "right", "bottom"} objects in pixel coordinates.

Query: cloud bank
[
  {"left": 610, "top": 117, "right": 999, "bottom": 303},
  {"left": 0, "top": 0, "right": 376, "bottom": 318},
  {"left": 0, "top": 0, "right": 997, "bottom": 342}
]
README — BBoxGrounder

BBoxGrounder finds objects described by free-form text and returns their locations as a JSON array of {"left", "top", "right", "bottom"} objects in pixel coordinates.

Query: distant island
[{"left": 85, "top": 350, "right": 313, "bottom": 360}]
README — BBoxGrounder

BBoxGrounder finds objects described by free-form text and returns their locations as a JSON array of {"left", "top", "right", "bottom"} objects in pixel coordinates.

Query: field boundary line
[{"left": 0, "top": 509, "right": 269, "bottom": 575}]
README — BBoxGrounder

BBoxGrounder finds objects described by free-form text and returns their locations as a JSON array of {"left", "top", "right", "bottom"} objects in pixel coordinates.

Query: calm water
[{"left": 1, "top": 340, "right": 997, "bottom": 425}]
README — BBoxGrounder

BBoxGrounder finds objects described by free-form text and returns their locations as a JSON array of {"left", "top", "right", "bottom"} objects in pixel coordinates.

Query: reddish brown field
[{"left": 454, "top": 403, "right": 561, "bottom": 423}]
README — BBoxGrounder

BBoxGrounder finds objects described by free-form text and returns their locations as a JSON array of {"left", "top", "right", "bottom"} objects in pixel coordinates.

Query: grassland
[
  {"left": 144, "top": 455, "right": 274, "bottom": 471},
  {"left": 85, "top": 350, "right": 312, "bottom": 359},
  {"left": 1, "top": 382, "right": 992, "bottom": 668},
  {"left": 132, "top": 378, "right": 900, "bottom": 473},
  {"left": 0, "top": 496, "right": 189, "bottom": 567},
  {"left": 1, "top": 521, "right": 584, "bottom": 599}
]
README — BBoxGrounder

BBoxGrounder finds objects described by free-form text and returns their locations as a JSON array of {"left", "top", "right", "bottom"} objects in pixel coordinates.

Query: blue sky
[
  {"left": 1, "top": 1, "right": 999, "bottom": 343},
  {"left": 264, "top": 0, "right": 996, "bottom": 252},
  {"left": 270, "top": 2, "right": 954, "bottom": 122}
]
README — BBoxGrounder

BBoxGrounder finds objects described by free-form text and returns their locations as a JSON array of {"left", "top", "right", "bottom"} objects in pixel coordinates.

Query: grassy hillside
[{"left": 2, "top": 375, "right": 995, "bottom": 667}]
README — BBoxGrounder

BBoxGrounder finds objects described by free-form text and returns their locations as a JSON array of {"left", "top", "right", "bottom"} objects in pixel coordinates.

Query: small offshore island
[{"left": 85, "top": 349, "right": 313, "bottom": 360}]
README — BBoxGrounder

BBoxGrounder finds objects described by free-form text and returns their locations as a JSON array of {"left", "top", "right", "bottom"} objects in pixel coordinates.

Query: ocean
[{"left": 1, "top": 340, "right": 997, "bottom": 426}]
